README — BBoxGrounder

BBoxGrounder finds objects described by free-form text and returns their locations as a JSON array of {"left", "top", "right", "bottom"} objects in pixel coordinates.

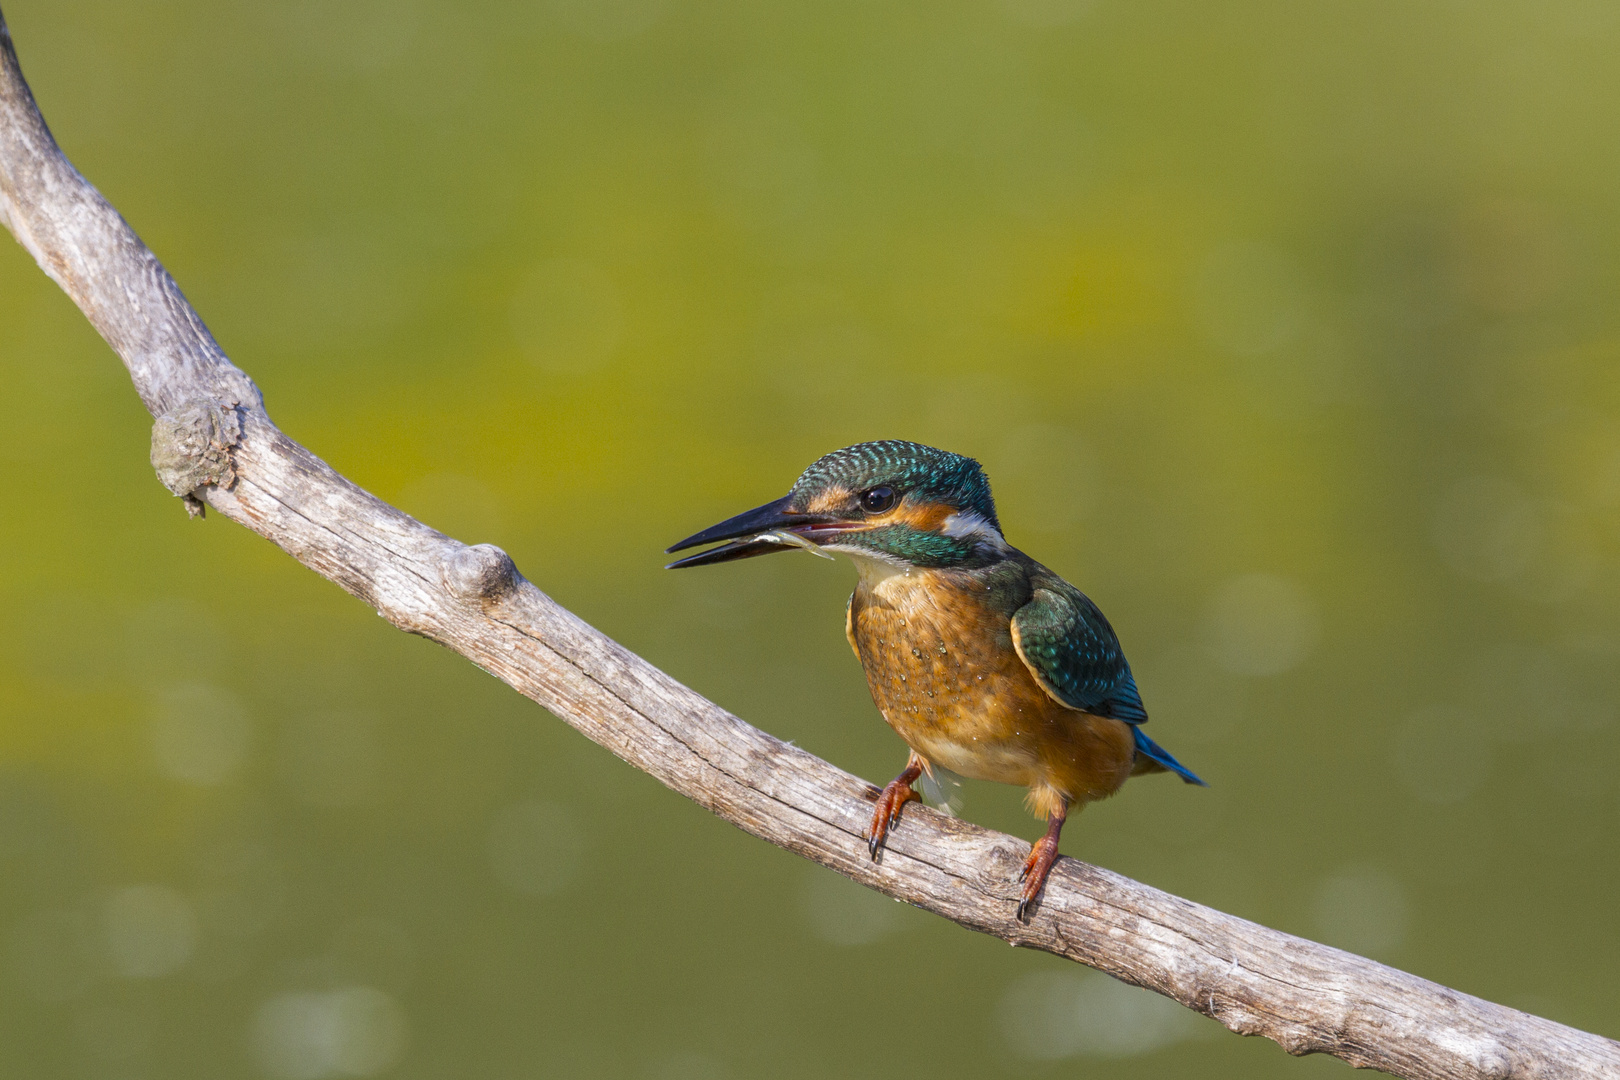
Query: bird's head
[{"left": 666, "top": 440, "right": 1007, "bottom": 572}]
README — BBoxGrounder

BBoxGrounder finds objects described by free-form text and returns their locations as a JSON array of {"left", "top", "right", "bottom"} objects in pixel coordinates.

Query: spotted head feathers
[
  {"left": 664, "top": 440, "right": 1010, "bottom": 571},
  {"left": 789, "top": 441, "right": 999, "bottom": 528},
  {"left": 785, "top": 441, "right": 1006, "bottom": 568}
]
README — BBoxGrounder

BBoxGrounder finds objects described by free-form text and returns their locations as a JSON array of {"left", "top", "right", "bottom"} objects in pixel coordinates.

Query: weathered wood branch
[{"left": 2, "top": 12, "right": 1615, "bottom": 1079}]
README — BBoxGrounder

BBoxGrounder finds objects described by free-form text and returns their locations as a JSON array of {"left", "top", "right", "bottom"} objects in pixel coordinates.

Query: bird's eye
[{"left": 860, "top": 486, "right": 897, "bottom": 514}]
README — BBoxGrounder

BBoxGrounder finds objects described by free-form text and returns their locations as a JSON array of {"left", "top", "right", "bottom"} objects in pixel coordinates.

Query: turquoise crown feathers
[{"left": 789, "top": 440, "right": 1001, "bottom": 530}]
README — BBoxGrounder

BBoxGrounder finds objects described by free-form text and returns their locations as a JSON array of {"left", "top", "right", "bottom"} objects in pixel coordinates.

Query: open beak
[{"left": 665, "top": 495, "right": 865, "bottom": 568}]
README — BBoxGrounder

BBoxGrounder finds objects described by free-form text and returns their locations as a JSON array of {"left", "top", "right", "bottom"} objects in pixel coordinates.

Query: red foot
[
  {"left": 867, "top": 760, "right": 923, "bottom": 859},
  {"left": 1017, "top": 802, "right": 1069, "bottom": 920}
]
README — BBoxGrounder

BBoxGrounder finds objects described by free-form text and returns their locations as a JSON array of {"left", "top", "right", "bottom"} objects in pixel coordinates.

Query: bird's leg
[
  {"left": 1017, "top": 798, "right": 1069, "bottom": 920},
  {"left": 867, "top": 752, "right": 924, "bottom": 859}
]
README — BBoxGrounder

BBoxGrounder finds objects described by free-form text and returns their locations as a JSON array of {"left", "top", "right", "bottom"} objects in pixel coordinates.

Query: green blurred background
[{"left": 4, "top": 0, "right": 1620, "bottom": 1076}]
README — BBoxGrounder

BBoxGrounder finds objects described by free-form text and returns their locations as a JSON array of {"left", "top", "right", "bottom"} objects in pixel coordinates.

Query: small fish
[{"left": 755, "top": 529, "right": 836, "bottom": 560}]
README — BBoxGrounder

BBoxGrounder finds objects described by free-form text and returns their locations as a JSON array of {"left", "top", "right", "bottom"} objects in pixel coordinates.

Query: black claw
[
  {"left": 868, "top": 834, "right": 882, "bottom": 859},
  {"left": 1017, "top": 898, "right": 1032, "bottom": 921}
]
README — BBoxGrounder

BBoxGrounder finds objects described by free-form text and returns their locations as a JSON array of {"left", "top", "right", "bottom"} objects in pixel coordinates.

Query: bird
[{"left": 665, "top": 440, "right": 1205, "bottom": 918}]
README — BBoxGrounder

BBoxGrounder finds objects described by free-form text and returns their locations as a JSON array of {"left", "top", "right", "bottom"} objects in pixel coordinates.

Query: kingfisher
[{"left": 666, "top": 440, "right": 1205, "bottom": 917}]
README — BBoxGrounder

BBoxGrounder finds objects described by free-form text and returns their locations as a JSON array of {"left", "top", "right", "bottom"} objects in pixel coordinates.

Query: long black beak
[{"left": 665, "top": 495, "right": 842, "bottom": 569}]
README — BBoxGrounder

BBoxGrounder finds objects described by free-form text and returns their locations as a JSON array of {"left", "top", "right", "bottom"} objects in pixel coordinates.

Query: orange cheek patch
[{"left": 894, "top": 499, "right": 954, "bottom": 532}]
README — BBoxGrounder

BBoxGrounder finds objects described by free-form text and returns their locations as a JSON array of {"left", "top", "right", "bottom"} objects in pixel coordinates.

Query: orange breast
[{"left": 846, "top": 565, "right": 1135, "bottom": 810}]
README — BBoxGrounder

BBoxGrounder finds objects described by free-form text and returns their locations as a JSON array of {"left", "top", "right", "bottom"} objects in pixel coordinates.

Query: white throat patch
[{"left": 826, "top": 544, "right": 911, "bottom": 587}]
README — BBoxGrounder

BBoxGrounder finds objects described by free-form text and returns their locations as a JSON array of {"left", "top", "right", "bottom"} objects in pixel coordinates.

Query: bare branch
[{"left": 2, "top": 12, "right": 1616, "bottom": 1079}]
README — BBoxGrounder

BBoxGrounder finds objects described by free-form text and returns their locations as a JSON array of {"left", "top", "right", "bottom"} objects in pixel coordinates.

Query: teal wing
[
  {"left": 1010, "top": 579, "right": 1146, "bottom": 723},
  {"left": 1010, "top": 573, "right": 1207, "bottom": 786}
]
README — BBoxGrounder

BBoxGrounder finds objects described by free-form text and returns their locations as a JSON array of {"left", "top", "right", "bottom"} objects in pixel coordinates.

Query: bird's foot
[
  {"left": 1017, "top": 834, "right": 1061, "bottom": 920},
  {"left": 867, "top": 764, "right": 923, "bottom": 859}
]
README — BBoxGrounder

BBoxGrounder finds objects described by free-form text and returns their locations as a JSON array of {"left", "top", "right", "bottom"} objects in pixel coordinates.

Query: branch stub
[
  {"left": 149, "top": 399, "right": 242, "bottom": 517},
  {"left": 442, "top": 543, "right": 522, "bottom": 601}
]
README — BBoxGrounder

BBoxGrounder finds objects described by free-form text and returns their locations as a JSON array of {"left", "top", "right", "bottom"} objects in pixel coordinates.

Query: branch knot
[
  {"left": 150, "top": 398, "right": 243, "bottom": 517},
  {"left": 441, "top": 543, "right": 522, "bottom": 601}
]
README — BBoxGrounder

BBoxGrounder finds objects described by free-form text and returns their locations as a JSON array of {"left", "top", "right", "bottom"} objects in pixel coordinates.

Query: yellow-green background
[{"left": 3, "top": 1, "right": 1620, "bottom": 1077}]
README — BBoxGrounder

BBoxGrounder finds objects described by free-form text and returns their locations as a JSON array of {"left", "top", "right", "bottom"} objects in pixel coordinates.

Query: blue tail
[{"left": 1132, "top": 728, "right": 1208, "bottom": 786}]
